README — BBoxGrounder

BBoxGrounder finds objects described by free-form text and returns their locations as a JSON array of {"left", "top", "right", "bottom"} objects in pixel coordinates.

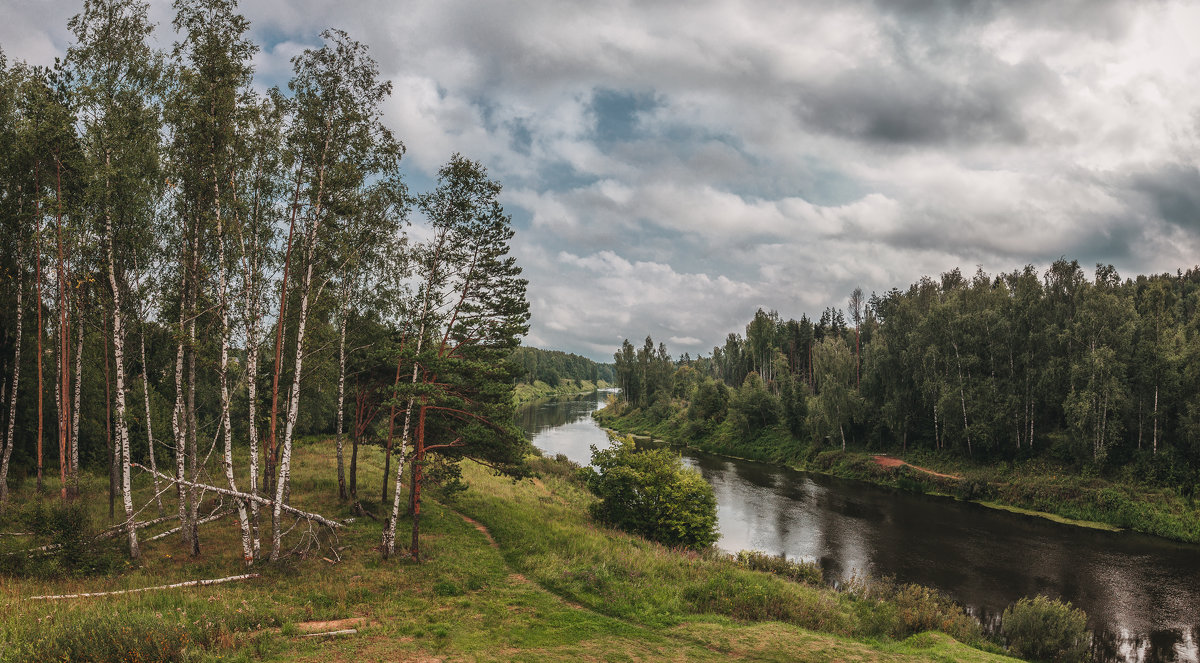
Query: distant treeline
[
  {"left": 511, "top": 346, "right": 615, "bottom": 386},
  {"left": 612, "top": 260, "right": 1200, "bottom": 490}
]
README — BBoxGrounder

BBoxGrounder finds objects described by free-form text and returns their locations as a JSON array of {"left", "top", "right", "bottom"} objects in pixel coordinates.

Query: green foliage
[
  {"left": 732, "top": 550, "right": 822, "bottom": 585},
  {"left": 0, "top": 500, "right": 122, "bottom": 578},
  {"left": 687, "top": 378, "right": 728, "bottom": 422},
  {"left": 728, "top": 372, "right": 779, "bottom": 436},
  {"left": 1001, "top": 595, "right": 1090, "bottom": 663},
  {"left": 584, "top": 438, "right": 718, "bottom": 550},
  {"left": 846, "top": 576, "right": 984, "bottom": 645},
  {"left": 511, "top": 346, "right": 614, "bottom": 386}
]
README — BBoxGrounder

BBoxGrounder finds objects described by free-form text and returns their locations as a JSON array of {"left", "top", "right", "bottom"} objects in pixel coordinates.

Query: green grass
[
  {"left": 974, "top": 501, "right": 1121, "bottom": 531},
  {"left": 2, "top": 436, "right": 1015, "bottom": 662}
]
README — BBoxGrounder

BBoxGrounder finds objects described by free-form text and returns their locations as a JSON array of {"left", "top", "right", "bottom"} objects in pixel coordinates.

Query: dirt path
[
  {"left": 456, "top": 512, "right": 499, "bottom": 549},
  {"left": 871, "top": 455, "right": 962, "bottom": 480}
]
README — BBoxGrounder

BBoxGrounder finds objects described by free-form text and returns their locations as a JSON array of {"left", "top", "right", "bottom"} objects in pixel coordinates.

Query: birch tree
[
  {"left": 166, "top": 0, "right": 258, "bottom": 561},
  {"left": 69, "top": 0, "right": 164, "bottom": 558},
  {"left": 270, "top": 29, "right": 396, "bottom": 561}
]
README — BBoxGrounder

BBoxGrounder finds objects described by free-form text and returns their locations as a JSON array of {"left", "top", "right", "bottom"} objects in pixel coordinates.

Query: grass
[
  {"left": 2, "top": 436, "right": 1016, "bottom": 662},
  {"left": 974, "top": 501, "right": 1122, "bottom": 531}
]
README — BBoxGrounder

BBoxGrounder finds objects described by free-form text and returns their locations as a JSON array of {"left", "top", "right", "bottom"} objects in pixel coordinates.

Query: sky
[{"left": 4, "top": 0, "right": 1199, "bottom": 361}]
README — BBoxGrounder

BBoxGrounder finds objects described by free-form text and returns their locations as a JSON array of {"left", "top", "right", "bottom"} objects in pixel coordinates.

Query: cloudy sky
[{"left": 5, "top": 0, "right": 1199, "bottom": 360}]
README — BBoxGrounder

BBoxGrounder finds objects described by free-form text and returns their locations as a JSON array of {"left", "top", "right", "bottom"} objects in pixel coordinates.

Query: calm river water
[{"left": 517, "top": 392, "right": 1200, "bottom": 663}]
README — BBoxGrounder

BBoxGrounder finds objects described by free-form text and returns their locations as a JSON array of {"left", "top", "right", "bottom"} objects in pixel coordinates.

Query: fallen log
[
  {"left": 132, "top": 464, "right": 342, "bottom": 529},
  {"left": 27, "top": 573, "right": 261, "bottom": 600}
]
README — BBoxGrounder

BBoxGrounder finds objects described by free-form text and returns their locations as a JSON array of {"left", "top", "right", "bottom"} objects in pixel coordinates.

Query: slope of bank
[
  {"left": 594, "top": 401, "right": 1200, "bottom": 544},
  {"left": 513, "top": 378, "right": 611, "bottom": 405},
  {"left": 2, "top": 440, "right": 1015, "bottom": 663}
]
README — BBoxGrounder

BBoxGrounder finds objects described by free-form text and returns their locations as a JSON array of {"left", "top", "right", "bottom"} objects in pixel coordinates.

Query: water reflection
[{"left": 519, "top": 394, "right": 1200, "bottom": 663}]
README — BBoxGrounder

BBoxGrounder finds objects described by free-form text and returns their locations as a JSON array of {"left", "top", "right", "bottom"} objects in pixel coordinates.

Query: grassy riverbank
[
  {"left": 595, "top": 399, "right": 1200, "bottom": 544},
  {"left": 1, "top": 438, "right": 1017, "bottom": 662},
  {"left": 512, "top": 379, "right": 611, "bottom": 405}
]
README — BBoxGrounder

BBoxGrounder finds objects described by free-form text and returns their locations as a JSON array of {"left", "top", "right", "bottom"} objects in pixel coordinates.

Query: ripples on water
[{"left": 519, "top": 393, "right": 1200, "bottom": 663}]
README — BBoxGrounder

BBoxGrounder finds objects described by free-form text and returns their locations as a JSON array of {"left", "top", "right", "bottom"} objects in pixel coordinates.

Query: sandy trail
[{"left": 871, "top": 455, "right": 962, "bottom": 480}]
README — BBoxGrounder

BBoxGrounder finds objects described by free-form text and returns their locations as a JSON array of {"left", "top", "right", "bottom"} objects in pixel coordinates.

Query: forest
[
  {"left": 0, "top": 0, "right": 530, "bottom": 564},
  {"left": 609, "top": 261, "right": 1200, "bottom": 495},
  {"left": 510, "top": 346, "right": 614, "bottom": 388}
]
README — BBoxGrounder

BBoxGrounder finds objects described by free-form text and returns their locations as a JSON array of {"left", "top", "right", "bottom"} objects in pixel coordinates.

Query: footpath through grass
[{"left": 2, "top": 439, "right": 1015, "bottom": 662}]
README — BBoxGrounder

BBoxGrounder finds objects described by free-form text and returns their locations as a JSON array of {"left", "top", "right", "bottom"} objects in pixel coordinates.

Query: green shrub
[
  {"left": 0, "top": 501, "right": 122, "bottom": 578},
  {"left": 584, "top": 438, "right": 718, "bottom": 549},
  {"left": 845, "top": 576, "right": 983, "bottom": 645},
  {"left": 1001, "top": 595, "right": 1090, "bottom": 663},
  {"left": 527, "top": 453, "right": 585, "bottom": 485},
  {"left": 733, "top": 550, "right": 822, "bottom": 585}
]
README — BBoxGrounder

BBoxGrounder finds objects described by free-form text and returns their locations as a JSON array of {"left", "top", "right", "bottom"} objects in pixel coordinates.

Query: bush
[
  {"left": 844, "top": 575, "right": 983, "bottom": 645},
  {"left": 584, "top": 438, "right": 718, "bottom": 549},
  {"left": 733, "top": 550, "right": 822, "bottom": 585},
  {"left": 1001, "top": 595, "right": 1090, "bottom": 663},
  {"left": 0, "top": 501, "right": 122, "bottom": 578}
]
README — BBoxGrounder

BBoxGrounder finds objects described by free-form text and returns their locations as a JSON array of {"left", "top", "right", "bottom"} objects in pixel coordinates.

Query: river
[{"left": 516, "top": 392, "right": 1200, "bottom": 663}]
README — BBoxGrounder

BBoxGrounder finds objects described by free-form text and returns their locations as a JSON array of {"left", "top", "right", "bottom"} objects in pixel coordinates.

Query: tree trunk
[
  {"left": 140, "top": 328, "right": 164, "bottom": 516},
  {"left": 243, "top": 254, "right": 262, "bottom": 559},
  {"left": 410, "top": 404, "right": 426, "bottom": 561},
  {"left": 216, "top": 173, "right": 254, "bottom": 565},
  {"left": 186, "top": 226, "right": 200, "bottom": 556},
  {"left": 384, "top": 232, "right": 448, "bottom": 558},
  {"left": 71, "top": 305, "right": 81, "bottom": 481},
  {"left": 381, "top": 345, "right": 403, "bottom": 505},
  {"left": 1152, "top": 384, "right": 1159, "bottom": 455},
  {"left": 35, "top": 165, "right": 44, "bottom": 492},
  {"left": 0, "top": 254, "right": 23, "bottom": 503},
  {"left": 266, "top": 161, "right": 303, "bottom": 494},
  {"left": 271, "top": 254, "right": 315, "bottom": 562},
  {"left": 335, "top": 288, "right": 348, "bottom": 500},
  {"left": 55, "top": 157, "right": 69, "bottom": 500},
  {"left": 105, "top": 158, "right": 139, "bottom": 559},
  {"left": 172, "top": 265, "right": 189, "bottom": 550},
  {"left": 951, "top": 340, "right": 972, "bottom": 457},
  {"left": 104, "top": 314, "right": 115, "bottom": 518}
]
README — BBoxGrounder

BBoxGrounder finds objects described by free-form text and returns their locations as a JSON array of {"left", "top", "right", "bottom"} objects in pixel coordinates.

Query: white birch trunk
[
  {"left": 140, "top": 329, "right": 164, "bottom": 515},
  {"left": 0, "top": 259, "right": 23, "bottom": 503},
  {"left": 336, "top": 295, "right": 347, "bottom": 500},
  {"left": 105, "top": 161, "right": 139, "bottom": 559},
  {"left": 244, "top": 279, "right": 261, "bottom": 557},
  {"left": 71, "top": 307, "right": 81, "bottom": 477},
  {"left": 271, "top": 256, "right": 314, "bottom": 561},
  {"left": 383, "top": 233, "right": 447, "bottom": 557},
  {"left": 172, "top": 243, "right": 190, "bottom": 550},
  {"left": 216, "top": 176, "right": 254, "bottom": 565}
]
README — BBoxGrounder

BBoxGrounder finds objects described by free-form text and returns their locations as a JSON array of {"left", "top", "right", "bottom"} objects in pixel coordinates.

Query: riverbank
[
  {"left": 1, "top": 438, "right": 1014, "bottom": 663},
  {"left": 594, "top": 401, "right": 1200, "bottom": 544},
  {"left": 512, "top": 378, "right": 611, "bottom": 405}
]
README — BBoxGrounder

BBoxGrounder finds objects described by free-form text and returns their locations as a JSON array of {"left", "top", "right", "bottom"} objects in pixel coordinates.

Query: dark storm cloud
[
  {"left": 871, "top": 0, "right": 1140, "bottom": 40},
  {"left": 795, "top": 50, "right": 1060, "bottom": 147},
  {"left": 1130, "top": 164, "right": 1200, "bottom": 232}
]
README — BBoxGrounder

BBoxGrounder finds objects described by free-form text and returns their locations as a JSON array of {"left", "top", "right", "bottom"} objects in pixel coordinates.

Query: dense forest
[
  {"left": 510, "top": 347, "right": 614, "bottom": 387},
  {"left": 611, "top": 261, "right": 1200, "bottom": 493},
  {"left": 0, "top": 0, "right": 529, "bottom": 563}
]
